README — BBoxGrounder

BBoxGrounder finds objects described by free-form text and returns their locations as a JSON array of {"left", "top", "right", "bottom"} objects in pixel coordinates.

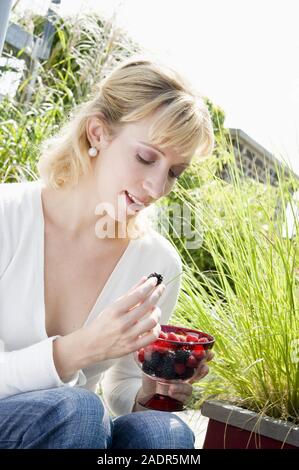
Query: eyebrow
[{"left": 138, "top": 141, "right": 190, "bottom": 167}]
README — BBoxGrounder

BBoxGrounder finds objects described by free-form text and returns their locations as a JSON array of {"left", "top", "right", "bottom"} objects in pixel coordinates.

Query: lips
[{"left": 125, "top": 191, "right": 146, "bottom": 208}]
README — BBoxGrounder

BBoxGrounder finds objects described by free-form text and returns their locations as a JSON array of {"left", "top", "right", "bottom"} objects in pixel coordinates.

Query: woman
[{"left": 0, "top": 57, "right": 214, "bottom": 449}]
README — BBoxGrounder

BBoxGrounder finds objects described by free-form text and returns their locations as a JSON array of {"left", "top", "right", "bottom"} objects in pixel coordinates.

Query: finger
[
  {"left": 147, "top": 284, "right": 166, "bottom": 305},
  {"left": 205, "top": 351, "right": 214, "bottom": 362},
  {"left": 134, "top": 323, "right": 161, "bottom": 349},
  {"left": 168, "top": 383, "right": 193, "bottom": 396},
  {"left": 127, "top": 276, "right": 148, "bottom": 294},
  {"left": 130, "top": 306, "right": 161, "bottom": 337},
  {"left": 189, "top": 364, "right": 209, "bottom": 384},
  {"left": 126, "top": 285, "right": 165, "bottom": 325},
  {"left": 114, "top": 277, "right": 159, "bottom": 313}
]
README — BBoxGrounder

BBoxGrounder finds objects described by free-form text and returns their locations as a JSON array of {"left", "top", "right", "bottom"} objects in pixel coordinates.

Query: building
[{"left": 220, "top": 128, "right": 296, "bottom": 186}]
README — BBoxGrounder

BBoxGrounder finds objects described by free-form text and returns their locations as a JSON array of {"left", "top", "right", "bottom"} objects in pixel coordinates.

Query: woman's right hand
[{"left": 82, "top": 276, "right": 166, "bottom": 364}]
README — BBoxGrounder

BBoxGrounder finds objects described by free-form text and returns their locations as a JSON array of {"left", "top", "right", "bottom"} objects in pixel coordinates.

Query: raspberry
[
  {"left": 152, "top": 343, "right": 169, "bottom": 354},
  {"left": 138, "top": 348, "right": 145, "bottom": 363},
  {"left": 167, "top": 332, "right": 180, "bottom": 342},
  {"left": 186, "top": 334, "right": 199, "bottom": 343},
  {"left": 159, "top": 331, "right": 168, "bottom": 340},
  {"left": 147, "top": 272, "right": 163, "bottom": 286},
  {"left": 193, "top": 346, "right": 205, "bottom": 361},
  {"left": 198, "top": 337, "right": 209, "bottom": 343},
  {"left": 186, "top": 354, "right": 198, "bottom": 368}
]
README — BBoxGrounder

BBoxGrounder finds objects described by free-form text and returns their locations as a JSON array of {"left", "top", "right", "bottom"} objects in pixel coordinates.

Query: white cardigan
[{"left": 0, "top": 180, "right": 182, "bottom": 416}]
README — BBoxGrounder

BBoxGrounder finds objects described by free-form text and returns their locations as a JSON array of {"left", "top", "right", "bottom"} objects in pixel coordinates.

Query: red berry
[
  {"left": 153, "top": 344, "right": 168, "bottom": 355},
  {"left": 174, "top": 363, "right": 186, "bottom": 375},
  {"left": 198, "top": 337, "right": 209, "bottom": 343},
  {"left": 159, "top": 331, "right": 168, "bottom": 340},
  {"left": 186, "top": 355, "right": 198, "bottom": 368},
  {"left": 193, "top": 346, "right": 205, "bottom": 361},
  {"left": 167, "top": 332, "right": 180, "bottom": 342},
  {"left": 186, "top": 334, "right": 199, "bottom": 343},
  {"left": 138, "top": 349, "right": 145, "bottom": 363}
]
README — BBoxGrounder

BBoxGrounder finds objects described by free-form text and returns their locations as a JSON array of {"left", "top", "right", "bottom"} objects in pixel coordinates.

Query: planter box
[{"left": 201, "top": 400, "right": 299, "bottom": 449}]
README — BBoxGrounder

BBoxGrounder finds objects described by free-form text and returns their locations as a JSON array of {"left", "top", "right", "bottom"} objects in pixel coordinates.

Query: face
[{"left": 87, "top": 113, "right": 191, "bottom": 225}]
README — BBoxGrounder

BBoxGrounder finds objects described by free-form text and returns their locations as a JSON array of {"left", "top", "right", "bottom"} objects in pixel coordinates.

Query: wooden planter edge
[{"left": 201, "top": 399, "right": 299, "bottom": 447}]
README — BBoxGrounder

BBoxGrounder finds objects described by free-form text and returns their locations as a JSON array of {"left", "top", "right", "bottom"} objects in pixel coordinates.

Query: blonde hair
[{"left": 37, "top": 56, "right": 215, "bottom": 238}]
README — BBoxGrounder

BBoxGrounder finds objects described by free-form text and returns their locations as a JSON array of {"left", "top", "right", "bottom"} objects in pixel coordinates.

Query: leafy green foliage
[{"left": 0, "top": 11, "right": 141, "bottom": 182}]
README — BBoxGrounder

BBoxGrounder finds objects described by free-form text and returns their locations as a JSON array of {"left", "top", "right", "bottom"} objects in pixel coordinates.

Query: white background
[{"left": 15, "top": 0, "right": 299, "bottom": 174}]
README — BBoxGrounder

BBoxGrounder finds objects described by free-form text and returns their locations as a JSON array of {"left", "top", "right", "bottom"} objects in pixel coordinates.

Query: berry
[
  {"left": 157, "top": 351, "right": 176, "bottom": 379},
  {"left": 174, "top": 349, "right": 191, "bottom": 364},
  {"left": 186, "top": 334, "right": 199, "bottom": 343},
  {"left": 198, "top": 337, "right": 209, "bottom": 343},
  {"left": 167, "top": 332, "right": 180, "bottom": 342},
  {"left": 159, "top": 331, "right": 168, "bottom": 340},
  {"left": 147, "top": 272, "right": 163, "bottom": 286},
  {"left": 142, "top": 361, "right": 156, "bottom": 376},
  {"left": 152, "top": 343, "right": 169, "bottom": 354},
  {"left": 148, "top": 350, "right": 162, "bottom": 368},
  {"left": 193, "top": 346, "right": 205, "bottom": 361},
  {"left": 138, "top": 348, "right": 145, "bottom": 363},
  {"left": 159, "top": 358, "right": 176, "bottom": 379},
  {"left": 174, "top": 363, "right": 186, "bottom": 375},
  {"left": 186, "top": 354, "right": 198, "bottom": 368},
  {"left": 164, "top": 350, "right": 176, "bottom": 361}
]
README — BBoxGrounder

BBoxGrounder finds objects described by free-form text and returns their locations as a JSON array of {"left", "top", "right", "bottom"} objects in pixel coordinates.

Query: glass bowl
[{"left": 133, "top": 324, "right": 215, "bottom": 411}]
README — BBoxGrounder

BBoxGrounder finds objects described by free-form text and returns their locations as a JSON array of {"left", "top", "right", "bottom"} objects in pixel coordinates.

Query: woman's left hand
[{"left": 166, "top": 350, "right": 214, "bottom": 405}]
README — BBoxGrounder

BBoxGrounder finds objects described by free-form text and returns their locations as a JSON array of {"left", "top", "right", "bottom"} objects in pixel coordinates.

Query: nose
[{"left": 142, "top": 171, "right": 168, "bottom": 201}]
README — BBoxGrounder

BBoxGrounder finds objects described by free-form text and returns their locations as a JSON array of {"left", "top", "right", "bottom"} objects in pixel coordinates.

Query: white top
[{"left": 0, "top": 180, "right": 182, "bottom": 416}]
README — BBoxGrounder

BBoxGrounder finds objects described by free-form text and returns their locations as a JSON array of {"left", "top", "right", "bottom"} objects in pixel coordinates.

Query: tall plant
[
  {"left": 170, "top": 153, "right": 299, "bottom": 423},
  {"left": 0, "top": 11, "right": 141, "bottom": 183}
]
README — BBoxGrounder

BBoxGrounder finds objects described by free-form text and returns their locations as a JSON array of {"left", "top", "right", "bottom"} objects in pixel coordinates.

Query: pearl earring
[{"left": 88, "top": 146, "right": 98, "bottom": 157}]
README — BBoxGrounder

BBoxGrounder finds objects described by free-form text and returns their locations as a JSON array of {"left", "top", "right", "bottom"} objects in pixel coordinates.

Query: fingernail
[
  {"left": 151, "top": 289, "right": 163, "bottom": 303},
  {"left": 145, "top": 278, "right": 157, "bottom": 290}
]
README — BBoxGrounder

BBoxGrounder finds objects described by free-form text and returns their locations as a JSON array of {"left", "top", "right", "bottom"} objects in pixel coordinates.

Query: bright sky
[{"left": 14, "top": 0, "right": 299, "bottom": 174}]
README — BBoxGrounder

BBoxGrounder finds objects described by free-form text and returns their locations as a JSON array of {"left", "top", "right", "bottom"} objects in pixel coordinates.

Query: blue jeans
[{"left": 0, "top": 387, "right": 195, "bottom": 449}]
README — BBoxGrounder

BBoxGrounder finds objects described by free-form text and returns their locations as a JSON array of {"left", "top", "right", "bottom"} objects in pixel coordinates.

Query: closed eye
[
  {"left": 136, "top": 154, "right": 152, "bottom": 165},
  {"left": 135, "top": 154, "right": 181, "bottom": 180}
]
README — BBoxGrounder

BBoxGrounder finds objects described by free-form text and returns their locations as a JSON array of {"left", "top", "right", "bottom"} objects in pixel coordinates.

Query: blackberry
[
  {"left": 174, "top": 349, "right": 191, "bottom": 364},
  {"left": 159, "top": 353, "right": 176, "bottom": 380},
  {"left": 142, "top": 361, "right": 156, "bottom": 376},
  {"left": 148, "top": 350, "right": 163, "bottom": 369},
  {"left": 162, "top": 350, "right": 176, "bottom": 362},
  {"left": 159, "top": 363, "right": 175, "bottom": 380},
  {"left": 147, "top": 272, "right": 163, "bottom": 286}
]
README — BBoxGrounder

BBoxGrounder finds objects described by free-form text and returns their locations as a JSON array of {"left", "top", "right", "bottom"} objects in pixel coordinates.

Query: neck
[{"left": 40, "top": 176, "right": 129, "bottom": 244}]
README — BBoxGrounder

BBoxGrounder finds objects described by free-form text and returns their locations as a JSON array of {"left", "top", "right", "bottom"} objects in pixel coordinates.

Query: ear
[{"left": 86, "top": 115, "right": 110, "bottom": 150}]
